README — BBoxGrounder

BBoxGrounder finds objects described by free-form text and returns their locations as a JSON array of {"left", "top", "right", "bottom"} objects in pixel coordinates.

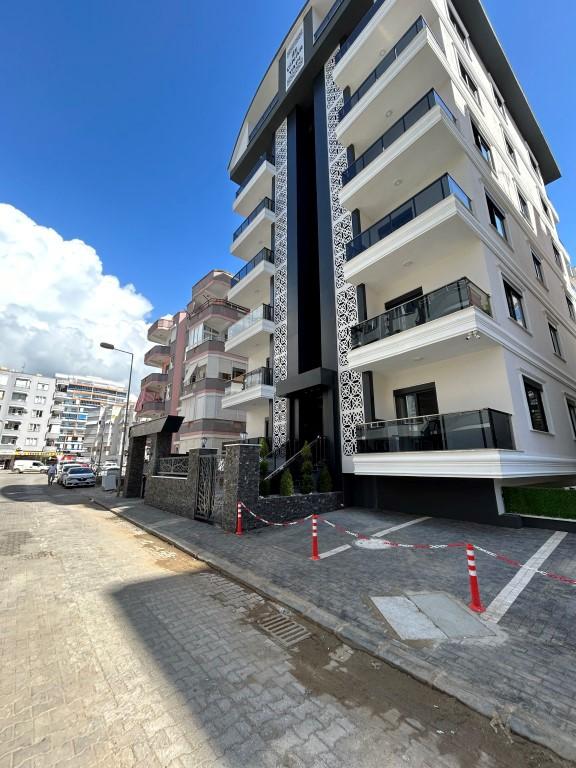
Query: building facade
[
  {"left": 47, "top": 373, "right": 128, "bottom": 457},
  {"left": 84, "top": 401, "right": 136, "bottom": 468},
  {"left": 227, "top": 0, "right": 576, "bottom": 519},
  {"left": 0, "top": 368, "right": 56, "bottom": 466}
]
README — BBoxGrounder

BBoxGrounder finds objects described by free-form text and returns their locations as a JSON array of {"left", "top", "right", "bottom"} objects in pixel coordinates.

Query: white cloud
[{"left": 0, "top": 204, "right": 154, "bottom": 391}]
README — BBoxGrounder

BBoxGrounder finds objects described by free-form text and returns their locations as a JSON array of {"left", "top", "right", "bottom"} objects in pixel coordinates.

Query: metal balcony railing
[
  {"left": 225, "top": 367, "right": 273, "bottom": 395},
  {"left": 356, "top": 409, "right": 515, "bottom": 453},
  {"left": 236, "top": 154, "right": 275, "bottom": 198},
  {"left": 345, "top": 174, "right": 472, "bottom": 261},
  {"left": 350, "top": 278, "right": 490, "bottom": 349},
  {"left": 334, "top": 0, "right": 387, "bottom": 64},
  {"left": 248, "top": 95, "right": 279, "bottom": 143},
  {"left": 314, "top": 0, "right": 346, "bottom": 42},
  {"left": 342, "top": 90, "right": 456, "bottom": 186},
  {"left": 231, "top": 248, "right": 275, "bottom": 287},
  {"left": 233, "top": 198, "right": 275, "bottom": 241}
]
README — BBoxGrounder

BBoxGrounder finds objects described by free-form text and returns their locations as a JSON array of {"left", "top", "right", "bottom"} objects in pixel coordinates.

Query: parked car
[
  {"left": 12, "top": 460, "right": 48, "bottom": 474},
  {"left": 62, "top": 467, "right": 96, "bottom": 488},
  {"left": 57, "top": 463, "right": 82, "bottom": 484}
]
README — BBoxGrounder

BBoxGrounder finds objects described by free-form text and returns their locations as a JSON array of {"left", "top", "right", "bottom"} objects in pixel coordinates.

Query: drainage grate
[
  {"left": 258, "top": 612, "right": 311, "bottom": 648},
  {"left": 0, "top": 531, "right": 31, "bottom": 556}
]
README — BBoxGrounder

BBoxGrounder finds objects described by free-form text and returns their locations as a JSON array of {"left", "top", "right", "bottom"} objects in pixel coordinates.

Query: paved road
[{"left": 0, "top": 475, "right": 570, "bottom": 768}]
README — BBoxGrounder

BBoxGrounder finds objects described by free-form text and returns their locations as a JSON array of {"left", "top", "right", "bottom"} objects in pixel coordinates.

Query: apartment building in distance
[
  {"left": 84, "top": 400, "right": 137, "bottom": 468},
  {"left": 227, "top": 0, "right": 576, "bottom": 520},
  {"left": 137, "top": 270, "right": 249, "bottom": 452},
  {"left": 46, "top": 373, "right": 128, "bottom": 457},
  {"left": 0, "top": 368, "right": 56, "bottom": 466}
]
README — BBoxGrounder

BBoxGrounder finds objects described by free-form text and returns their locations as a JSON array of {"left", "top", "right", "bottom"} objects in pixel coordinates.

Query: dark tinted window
[
  {"left": 504, "top": 281, "right": 526, "bottom": 327},
  {"left": 523, "top": 378, "right": 548, "bottom": 432},
  {"left": 459, "top": 61, "right": 480, "bottom": 104},
  {"left": 487, "top": 196, "right": 507, "bottom": 240},
  {"left": 567, "top": 297, "right": 576, "bottom": 322},
  {"left": 472, "top": 122, "right": 493, "bottom": 167},
  {"left": 449, "top": 9, "right": 468, "bottom": 48},
  {"left": 504, "top": 136, "right": 517, "bottom": 166},
  {"left": 532, "top": 253, "right": 544, "bottom": 283},
  {"left": 549, "top": 324, "right": 562, "bottom": 357},
  {"left": 518, "top": 190, "right": 530, "bottom": 221},
  {"left": 567, "top": 399, "right": 576, "bottom": 437}
]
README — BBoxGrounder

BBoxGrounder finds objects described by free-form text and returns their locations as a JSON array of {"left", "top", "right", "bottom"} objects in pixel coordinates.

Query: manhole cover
[
  {"left": 0, "top": 531, "right": 31, "bottom": 556},
  {"left": 258, "top": 612, "right": 311, "bottom": 648}
]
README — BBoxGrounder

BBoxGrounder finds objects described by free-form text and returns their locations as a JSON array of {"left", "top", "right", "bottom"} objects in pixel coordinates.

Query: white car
[
  {"left": 62, "top": 467, "right": 96, "bottom": 488},
  {"left": 13, "top": 460, "right": 49, "bottom": 474}
]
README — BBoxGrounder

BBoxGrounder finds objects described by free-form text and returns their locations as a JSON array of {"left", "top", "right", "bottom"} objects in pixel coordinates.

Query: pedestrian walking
[{"left": 47, "top": 464, "right": 57, "bottom": 486}]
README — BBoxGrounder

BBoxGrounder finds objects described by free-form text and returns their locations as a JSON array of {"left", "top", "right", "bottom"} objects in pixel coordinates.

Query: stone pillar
[
  {"left": 221, "top": 443, "right": 260, "bottom": 532},
  {"left": 124, "top": 436, "right": 146, "bottom": 498},
  {"left": 148, "top": 432, "right": 173, "bottom": 475},
  {"left": 185, "top": 448, "right": 216, "bottom": 519}
]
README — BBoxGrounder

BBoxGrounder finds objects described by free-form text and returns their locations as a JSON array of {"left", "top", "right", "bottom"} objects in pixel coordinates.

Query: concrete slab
[
  {"left": 370, "top": 596, "right": 446, "bottom": 640},
  {"left": 410, "top": 592, "right": 495, "bottom": 639}
]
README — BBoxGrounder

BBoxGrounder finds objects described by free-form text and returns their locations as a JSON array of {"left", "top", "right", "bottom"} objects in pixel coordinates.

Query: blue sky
[{"left": 0, "top": 0, "right": 574, "bottom": 320}]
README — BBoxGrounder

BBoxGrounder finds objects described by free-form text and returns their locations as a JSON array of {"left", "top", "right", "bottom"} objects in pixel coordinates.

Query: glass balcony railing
[
  {"left": 225, "top": 367, "right": 274, "bottom": 395},
  {"left": 356, "top": 409, "right": 515, "bottom": 453},
  {"left": 236, "top": 153, "right": 275, "bottom": 199},
  {"left": 350, "top": 278, "right": 490, "bottom": 349},
  {"left": 342, "top": 90, "right": 456, "bottom": 186},
  {"left": 231, "top": 248, "right": 275, "bottom": 287},
  {"left": 334, "top": 0, "right": 387, "bottom": 64},
  {"left": 248, "top": 95, "right": 279, "bottom": 142},
  {"left": 314, "top": 0, "right": 346, "bottom": 42},
  {"left": 233, "top": 198, "right": 275, "bottom": 241},
  {"left": 227, "top": 304, "right": 274, "bottom": 340},
  {"left": 339, "top": 16, "right": 429, "bottom": 122},
  {"left": 345, "top": 174, "right": 472, "bottom": 261}
]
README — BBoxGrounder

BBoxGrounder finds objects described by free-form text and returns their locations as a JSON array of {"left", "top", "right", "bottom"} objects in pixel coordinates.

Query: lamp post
[{"left": 100, "top": 342, "right": 133, "bottom": 496}]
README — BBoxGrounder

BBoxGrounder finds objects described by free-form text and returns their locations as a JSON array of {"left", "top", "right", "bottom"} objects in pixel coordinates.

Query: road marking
[
  {"left": 483, "top": 531, "right": 567, "bottom": 624},
  {"left": 319, "top": 516, "right": 430, "bottom": 559}
]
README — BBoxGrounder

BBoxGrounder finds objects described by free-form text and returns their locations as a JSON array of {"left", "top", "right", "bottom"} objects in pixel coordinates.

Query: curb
[{"left": 90, "top": 495, "right": 576, "bottom": 762}]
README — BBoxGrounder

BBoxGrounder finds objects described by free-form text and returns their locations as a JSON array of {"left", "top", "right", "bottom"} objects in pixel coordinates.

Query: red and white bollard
[
  {"left": 466, "top": 544, "right": 485, "bottom": 613},
  {"left": 236, "top": 502, "right": 243, "bottom": 537},
  {"left": 311, "top": 514, "right": 320, "bottom": 561}
]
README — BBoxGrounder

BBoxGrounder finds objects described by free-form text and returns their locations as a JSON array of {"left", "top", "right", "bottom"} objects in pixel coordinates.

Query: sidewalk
[{"left": 87, "top": 489, "right": 576, "bottom": 761}]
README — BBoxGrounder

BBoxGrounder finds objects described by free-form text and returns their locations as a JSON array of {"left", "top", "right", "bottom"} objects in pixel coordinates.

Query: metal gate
[{"left": 195, "top": 454, "right": 225, "bottom": 523}]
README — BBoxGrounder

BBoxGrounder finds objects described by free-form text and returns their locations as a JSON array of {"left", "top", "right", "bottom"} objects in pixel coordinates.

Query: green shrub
[
  {"left": 280, "top": 469, "right": 294, "bottom": 497},
  {"left": 259, "top": 438, "right": 270, "bottom": 459},
  {"left": 259, "top": 478, "right": 271, "bottom": 497},
  {"left": 318, "top": 463, "right": 333, "bottom": 493},
  {"left": 503, "top": 487, "right": 576, "bottom": 519}
]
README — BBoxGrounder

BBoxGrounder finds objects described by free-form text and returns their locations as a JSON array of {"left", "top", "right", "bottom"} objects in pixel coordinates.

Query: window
[
  {"left": 530, "top": 154, "right": 541, "bottom": 180},
  {"left": 567, "top": 296, "right": 576, "bottom": 322},
  {"left": 493, "top": 86, "right": 506, "bottom": 119},
  {"left": 28, "top": 423, "right": 41, "bottom": 432},
  {"left": 567, "top": 399, "right": 576, "bottom": 438},
  {"left": 8, "top": 407, "right": 24, "bottom": 416},
  {"left": 0, "top": 391, "right": 4, "bottom": 401},
  {"left": 486, "top": 195, "right": 507, "bottom": 240},
  {"left": 549, "top": 324, "right": 562, "bottom": 357},
  {"left": 0, "top": 374, "right": 8, "bottom": 386},
  {"left": 1, "top": 437, "right": 17, "bottom": 446},
  {"left": 449, "top": 8, "right": 468, "bottom": 49},
  {"left": 504, "top": 281, "right": 527, "bottom": 327},
  {"left": 15, "top": 378, "right": 31, "bottom": 389},
  {"left": 32, "top": 409, "right": 43, "bottom": 418},
  {"left": 517, "top": 189, "right": 530, "bottom": 221},
  {"left": 472, "top": 122, "right": 493, "bottom": 167},
  {"left": 37, "top": 382, "right": 49, "bottom": 391},
  {"left": 34, "top": 396, "right": 46, "bottom": 404},
  {"left": 552, "top": 242, "right": 562, "bottom": 267},
  {"left": 523, "top": 377, "right": 548, "bottom": 432},
  {"left": 540, "top": 195, "right": 550, "bottom": 221},
  {"left": 532, "top": 253, "right": 544, "bottom": 283},
  {"left": 504, "top": 136, "right": 517, "bottom": 166},
  {"left": 459, "top": 60, "right": 480, "bottom": 105},
  {"left": 25, "top": 438, "right": 38, "bottom": 447},
  {"left": 11, "top": 392, "right": 27, "bottom": 402}
]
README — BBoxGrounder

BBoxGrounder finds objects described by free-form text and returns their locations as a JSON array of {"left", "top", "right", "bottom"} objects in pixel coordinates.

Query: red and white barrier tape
[
  {"left": 239, "top": 502, "right": 313, "bottom": 528},
  {"left": 474, "top": 545, "right": 576, "bottom": 586},
  {"left": 319, "top": 517, "right": 466, "bottom": 550}
]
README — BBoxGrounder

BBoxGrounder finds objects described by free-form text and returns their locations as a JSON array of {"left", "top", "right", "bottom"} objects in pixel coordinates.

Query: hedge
[{"left": 503, "top": 487, "right": 576, "bottom": 519}]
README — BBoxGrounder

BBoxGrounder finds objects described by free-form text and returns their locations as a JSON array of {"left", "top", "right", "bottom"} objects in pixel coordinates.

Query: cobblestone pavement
[
  {"left": 0, "top": 475, "right": 571, "bottom": 767},
  {"left": 78, "top": 485, "right": 576, "bottom": 762}
]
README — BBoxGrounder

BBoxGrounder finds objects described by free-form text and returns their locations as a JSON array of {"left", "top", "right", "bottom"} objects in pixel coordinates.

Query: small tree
[
  {"left": 299, "top": 441, "right": 314, "bottom": 494},
  {"left": 280, "top": 468, "right": 294, "bottom": 497},
  {"left": 318, "top": 463, "right": 333, "bottom": 493},
  {"left": 259, "top": 438, "right": 270, "bottom": 459},
  {"left": 259, "top": 437, "right": 270, "bottom": 496}
]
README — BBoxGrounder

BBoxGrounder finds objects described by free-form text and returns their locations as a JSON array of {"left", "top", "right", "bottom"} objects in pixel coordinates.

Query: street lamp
[{"left": 100, "top": 342, "right": 133, "bottom": 496}]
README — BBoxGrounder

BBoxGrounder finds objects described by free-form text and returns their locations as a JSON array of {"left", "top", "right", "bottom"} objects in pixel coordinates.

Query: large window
[
  {"left": 37, "top": 382, "right": 49, "bottom": 391},
  {"left": 504, "top": 135, "right": 517, "bottom": 167},
  {"left": 493, "top": 87, "right": 506, "bottom": 119},
  {"left": 567, "top": 296, "right": 576, "bottom": 322},
  {"left": 540, "top": 195, "right": 551, "bottom": 221},
  {"left": 504, "top": 280, "right": 527, "bottom": 327},
  {"left": 459, "top": 60, "right": 480, "bottom": 105},
  {"left": 552, "top": 242, "right": 562, "bottom": 268},
  {"left": 549, "top": 324, "right": 562, "bottom": 357},
  {"left": 11, "top": 392, "right": 27, "bottom": 402},
  {"left": 532, "top": 252, "right": 544, "bottom": 284},
  {"left": 15, "top": 378, "right": 31, "bottom": 389},
  {"left": 517, "top": 189, "right": 530, "bottom": 222},
  {"left": 487, "top": 195, "right": 507, "bottom": 240},
  {"left": 34, "top": 396, "right": 47, "bottom": 404},
  {"left": 25, "top": 438, "right": 38, "bottom": 447},
  {"left": 567, "top": 399, "right": 576, "bottom": 438},
  {"left": 523, "top": 378, "right": 549, "bottom": 432},
  {"left": 472, "top": 122, "right": 493, "bottom": 168}
]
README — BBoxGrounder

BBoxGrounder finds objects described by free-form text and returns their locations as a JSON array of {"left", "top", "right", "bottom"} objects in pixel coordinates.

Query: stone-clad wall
[
  {"left": 144, "top": 475, "right": 191, "bottom": 517},
  {"left": 241, "top": 492, "right": 343, "bottom": 532}
]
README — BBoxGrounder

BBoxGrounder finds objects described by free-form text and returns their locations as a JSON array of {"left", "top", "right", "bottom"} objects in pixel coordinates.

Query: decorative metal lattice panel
[
  {"left": 157, "top": 456, "right": 189, "bottom": 476},
  {"left": 273, "top": 119, "right": 289, "bottom": 448},
  {"left": 324, "top": 54, "right": 365, "bottom": 458},
  {"left": 195, "top": 454, "right": 225, "bottom": 523}
]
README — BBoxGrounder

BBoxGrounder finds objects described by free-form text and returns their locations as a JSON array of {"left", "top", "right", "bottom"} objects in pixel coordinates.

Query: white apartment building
[
  {"left": 226, "top": 0, "right": 576, "bottom": 520},
  {"left": 84, "top": 401, "right": 136, "bottom": 467},
  {"left": 0, "top": 368, "right": 56, "bottom": 466}
]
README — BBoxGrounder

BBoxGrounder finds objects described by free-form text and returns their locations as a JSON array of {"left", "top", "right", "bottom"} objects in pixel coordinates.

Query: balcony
[
  {"left": 140, "top": 400, "right": 166, "bottom": 416},
  {"left": 357, "top": 409, "right": 514, "bottom": 454},
  {"left": 333, "top": 0, "right": 440, "bottom": 92},
  {"left": 340, "top": 90, "right": 463, "bottom": 220},
  {"left": 231, "top": 198, "right": 275, "bottom": 261},
  {"left": 140, "top": 372, "right": 168, "bottom": 393},
  {"left": 222, "top": 367, "right": 274, "bottom": 411},
  {"left": 248, "top": 94, "right": 279, "bottom": 144},
  {"left": 228, "top": 248, "right": 275, "bottom": 307},
  {"left": 348, "top": 279, "right": 502, "bottom": 374},
  {"left": 225, "top": 304, "right": 274, "bottom": 356},
  {"left": 147, "top": 317, "right": 174, "bottom": 344},
  {"left": 234, "top": 154, "right": 275, "bottom": 218},
  {"left": 343, "top": 174, "right": 478, "bottom": 291},
  {"left": 336, "top": 17, "right": 450, "bottom": 155},
  {"left": 187, "top": 298, "right": 248, "bottom": 332},
  {"left": 314, "top": 0, "right": 346, "bottom": 42},
  {"left": 144, "top": 345, "right": 171, "bottom": 368}
]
